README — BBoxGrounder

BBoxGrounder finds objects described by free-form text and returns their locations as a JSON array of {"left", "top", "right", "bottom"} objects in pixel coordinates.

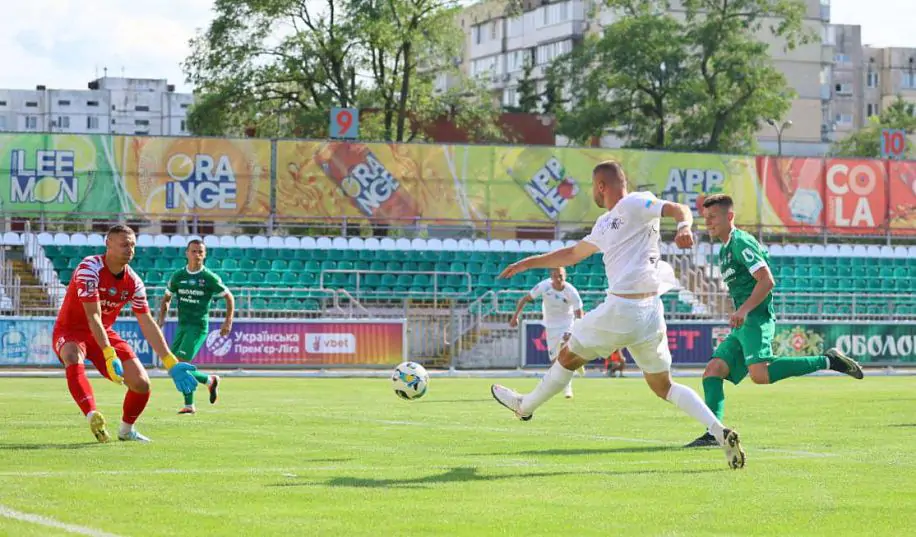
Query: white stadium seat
[
  {"left": 424, "top": 238, "right": 442, "bottom": 250},
  {"left": 534, "top": 240, "right": 550, "bottom": 252},
  {"left": 203, "top": 235, "right": 220, "bottom": 248},
  {"left": 409, "top": 238, "right": 426, "bottom": 250},
  {"left": 137, "top": 234, "right": 154, "bottom": 247},
  {"left": 1, "top": 232, "right": 21, "bottom": 245},
  {"left": 472, "top": 239, "right": 490, "bottom": 251},
  {"left": 53, "top": 232, "right": 70, "bottom": 246},
  {"left": 564, "top": 240, "right": 577, "bottom": 248},
  {"left": 797, "top": 244, "right": 812, "bottom": 256},
  {"left": 283, "top": 236, "right": 300, "bottom": 249},
  {"left": 267, "top": 236, "right": 285, "bottom": 249},
  {"left": 783, "top": 244, "right": 798, "bottom": 256},
  {"left": 894, "top": 245, "right": 908, "bottom": 258},
  {"left": 879, "top": 245, "right": 894, "bottom": 258},
  {"left": 299, "top": 236, "right": 316, "bottom": 249},
  {"left": 457, "top": 238, "right": 474, "bottom": 251},
  {"left": 488, "top": 239, "right": 505, "bottom": 252},
  {"left": 811, "top": 244, "right": 825, "bottom": 256},
  {"left": 169, "top": 235, "right": 187, "bottom": 248},
  {"left": 395, "top": 238, "right": 411, "bottom": 250},
  {"left": 350, "top": 237, "right": 367, "bottom": 249},
  {"left": 379, "top": 238, "right": 396, "bottom": 250},
  {"left": 866, "top": 245, "right": 881, "bottom": 258},
  {"left": 218, "top": 235, "right": 236, "bottom": 248},
  {"left": 235, "top": 235, "right": 253, "bottom": 248},
  {"left": 838, "top": 244, "right": 854, "bottom": 256},
  {"left": 503, "top": 239, "right": 520, "bottom": 251},
  {"left": 333, "top": 237, "right": 350, "bottom": 249},
  {"left": 37, "top": 232, "right": 53, "bottom": 246},
  {"left": 823, "top": 244, "right": 839, "bottom": 257},
  {"left": 70, "top": 233, "right": 88, "bottom": 246},
  {"left": 86, "top": 233, "right": 104, "bottom": 246},
  {"left": 852, "top": 245, "right": 868, "bottom": 257},
  {"left": 442, "top": 238, "right": 458, "bottom": 250},
  {"left": 364, "top": 237, "right": 381, "bottom": 250},
  {"left": 252, "top": 236, "right": 269, "bottom": 248},
  {"left": 153, "top": 234, "right": 171, "bottom": 247},
  {"left": 549, "top": 240, "right": 565, "bottom": 250},
  {"left": 316, "top": 237, "right": 334, "bottom": 249},
  {"left": 519, "top": 239, "right": 535, "bottom": 251}
]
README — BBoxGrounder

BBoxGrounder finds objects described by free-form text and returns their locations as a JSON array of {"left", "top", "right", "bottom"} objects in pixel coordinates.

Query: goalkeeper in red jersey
[{"left": 53, "top": 224, "right": 199, "bottom": 443}]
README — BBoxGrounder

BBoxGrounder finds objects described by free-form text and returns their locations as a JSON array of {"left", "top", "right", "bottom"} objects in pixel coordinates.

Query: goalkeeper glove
[
  {"left": 162, "top": 353, "right": 198, "bottom": 394},
  {"left": 102, "top": 346, "right": 124, "bottom": 384}
]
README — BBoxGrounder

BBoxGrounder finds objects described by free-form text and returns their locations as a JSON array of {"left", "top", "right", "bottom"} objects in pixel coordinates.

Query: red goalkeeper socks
[
  {"left": 122, "top": 389, "right": 150, "bottom": 425},
  {"left": 65, "top": 363, "right": 96, "bottom": 415}
]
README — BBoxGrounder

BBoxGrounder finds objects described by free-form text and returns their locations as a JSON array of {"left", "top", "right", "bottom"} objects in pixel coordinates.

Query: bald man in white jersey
[{"left": 491, "top": 161, "right": 746, "bottom": 470}]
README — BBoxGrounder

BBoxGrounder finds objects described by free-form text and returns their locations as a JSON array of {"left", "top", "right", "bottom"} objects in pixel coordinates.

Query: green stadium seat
[
  {"left": 270, "top": 260, "right": 287, "bottom": 271},
  {"left": 265, "top": 272, "right": 282, "bottom": 285}
]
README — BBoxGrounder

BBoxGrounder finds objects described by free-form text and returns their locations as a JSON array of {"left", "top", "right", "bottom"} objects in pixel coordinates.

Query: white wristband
[{"left": 677, "top": 221, "right": 692, "bottom": 231}]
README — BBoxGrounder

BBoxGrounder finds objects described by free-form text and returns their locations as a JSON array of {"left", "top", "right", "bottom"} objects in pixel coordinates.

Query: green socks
[
  {"left": 702, "top": 376, "right": 725, "bottom": 421},
  {"left": 191, "top": 371, "right": 210, "bottom": 384},
  {"left": 767, "top": 356, "right": 827, "bottom": 383},
  {"left": 182, "top": 372, "right": 210, "bottom": 407}
]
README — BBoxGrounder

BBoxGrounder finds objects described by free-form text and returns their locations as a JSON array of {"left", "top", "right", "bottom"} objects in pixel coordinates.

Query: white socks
[
  {"left": 119, "top": 421, "right": 133, "bottom": 437},
  {"left": 85, "top": 410, "right": 97, "bottom": 423},
  {"left": 520, "top": 360, "right": 575, "bottom": 414},
  {"left": 666, "top": 383, "right": 726, "bottom": 444}
]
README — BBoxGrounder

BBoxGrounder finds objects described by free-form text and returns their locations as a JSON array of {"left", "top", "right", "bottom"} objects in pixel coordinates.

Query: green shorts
[
  {"left": 712, "top": 318, "right": 775, "bottom": 385},
  {"left": 172, "top": 324, "right": 209, "bottom": 362}
]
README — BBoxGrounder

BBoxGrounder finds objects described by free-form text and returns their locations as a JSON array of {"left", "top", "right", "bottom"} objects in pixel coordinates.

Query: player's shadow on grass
[
  {"left": 472, "top": 446, "right": 678, "bottom": 457},
  {"left": 416, "top": 398, "right": 492, "bottom": 404},
  {"left": 889, "top": 424, "right": 916, "bottom": 428},
  {"left": 0, "top": 442, "right": 100, "bottom": 451},
  {"left": 272, "top": 465, "right": 719, "bottom": 489}
]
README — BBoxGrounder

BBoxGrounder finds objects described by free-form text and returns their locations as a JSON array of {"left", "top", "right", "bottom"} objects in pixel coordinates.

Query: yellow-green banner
[{"left": 274, "top": 141, "right": 760, "bottom": 227}]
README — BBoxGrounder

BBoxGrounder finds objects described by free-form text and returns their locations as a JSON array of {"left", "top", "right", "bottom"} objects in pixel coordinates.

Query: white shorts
[
  {"left": 544, "top": 324, "right": 573, "bottom": 361},
  {"left": 567, "top": 295, "right": 671, "bottom": 374}
]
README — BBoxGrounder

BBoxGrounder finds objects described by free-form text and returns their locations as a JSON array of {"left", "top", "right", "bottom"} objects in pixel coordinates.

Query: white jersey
[
  {"left": 582, "top": 191, "right": 678, "bottom": 295},
  {"left": 529, "top": 280, "right": 583, "bottom": 330}
]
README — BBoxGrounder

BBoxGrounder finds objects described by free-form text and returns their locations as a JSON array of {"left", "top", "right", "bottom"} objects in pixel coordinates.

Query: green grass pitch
[{"left": 0, "top": 376, "right": 914, "bottom": 536}]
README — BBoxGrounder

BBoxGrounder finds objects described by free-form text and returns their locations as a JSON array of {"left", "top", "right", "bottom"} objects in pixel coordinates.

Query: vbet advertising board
[
  {"left": 0, "top": 317, "right": 406, "bottom": 368},
  {"left": 521, "top": 320, "right": 916, "bottom": 367}
]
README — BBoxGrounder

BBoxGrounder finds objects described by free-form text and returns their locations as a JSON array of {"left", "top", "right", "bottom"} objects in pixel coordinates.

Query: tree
[
  {"left": 831, "top": 96, "right": 916, "bottom": 158},
  {"left": 183, "top": 0, "right": 505, "bottom": 142},
  {"left": 547, "top": 0, "right": 812, "bottom": 152},
  {"left": 513, "top": 54, "right": 539, "bottom": 114}
]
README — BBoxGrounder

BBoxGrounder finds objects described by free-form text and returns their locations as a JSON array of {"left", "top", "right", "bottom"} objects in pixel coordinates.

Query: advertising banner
[
  {"left": 0, "top": 133, "right": 122, "bottom": 217},
  {"left": 521, "top": 321, "right": 916, "bottom": 367},
  {"left": 0, "top": 317, "right": 155, "bottom": 366},
  {"left": 113, "top": 136, "right": 272, "bottom": 217},
  {"left": 173, "top": 319, "right": 406, "bottom": 366},
  {"left": 274, "top": 141, "right": 762, "bottom": 228},
  {"left": 889, "top": 160, "right": 916, "bottom": 233}
]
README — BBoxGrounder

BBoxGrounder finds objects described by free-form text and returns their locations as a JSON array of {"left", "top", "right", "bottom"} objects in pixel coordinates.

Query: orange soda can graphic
[{"left": 313, "top": 142, "right": 421, "bottom": 226}]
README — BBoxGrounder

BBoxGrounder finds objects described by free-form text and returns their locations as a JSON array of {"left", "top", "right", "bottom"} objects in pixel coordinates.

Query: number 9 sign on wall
[
  {"left": 330, "top": 107, "right": 360, "bottom": 140},
  {"left": 881, "top": 129, "right": 907, "bottom": 160}
]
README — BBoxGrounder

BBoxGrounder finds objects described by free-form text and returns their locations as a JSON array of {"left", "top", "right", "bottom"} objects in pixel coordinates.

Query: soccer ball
[{"left": 391, "top": 361, "right": 429, "bottom": 400}]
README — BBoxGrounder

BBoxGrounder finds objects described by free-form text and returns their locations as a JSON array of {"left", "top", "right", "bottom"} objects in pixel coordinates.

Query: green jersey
[
  {"left": 718, "top": 228, "right": 774, "bottom": 321},
  {"left": 166, "top": 266, "right": 229, "bottom": 327}
]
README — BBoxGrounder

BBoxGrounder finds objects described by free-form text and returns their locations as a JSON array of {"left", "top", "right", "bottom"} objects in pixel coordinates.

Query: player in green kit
[
  {"left": 157, "top": 240, "right": 235, "bottom": 414},
  {"left": 685, "top": 194, "right": 864, "bottom": 447}
]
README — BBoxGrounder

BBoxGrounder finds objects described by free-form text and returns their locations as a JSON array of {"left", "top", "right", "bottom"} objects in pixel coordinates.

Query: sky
[{"left": 0, "top": 0, "right": 912, "bottom": 94}]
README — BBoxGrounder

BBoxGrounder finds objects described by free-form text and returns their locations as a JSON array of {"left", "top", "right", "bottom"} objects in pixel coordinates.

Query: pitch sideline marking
[{"left": 0, "top": 505, "right": 124, "bottom": 537}]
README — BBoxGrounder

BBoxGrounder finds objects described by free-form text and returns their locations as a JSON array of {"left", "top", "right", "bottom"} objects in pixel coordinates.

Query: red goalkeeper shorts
[{"left": 53, "top": 328, "right": 138, "bottom": 380}]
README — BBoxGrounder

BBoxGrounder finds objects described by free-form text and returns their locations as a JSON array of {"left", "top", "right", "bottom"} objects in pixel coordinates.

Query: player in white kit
[
  {"left": 491, "top": 160, "right": 746, "bottom": 469},
  {"left": 509, "top": 267, "right": 583, "bottom": 398}
]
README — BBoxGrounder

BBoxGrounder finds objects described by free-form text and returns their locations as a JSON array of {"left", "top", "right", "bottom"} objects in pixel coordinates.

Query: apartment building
[
  {"left": 0, "top": 77, "right": 194, "bottom": 136},
  {"left": 452, "top": 0, "right": 835, "bottom": 155}
]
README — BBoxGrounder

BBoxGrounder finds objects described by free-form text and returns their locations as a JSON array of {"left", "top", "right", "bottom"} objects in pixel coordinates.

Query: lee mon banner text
[
  {"left": 521, "top": 321, "right": 916, "bottom": 366},
  {"left": 4, "top": 133, "right": 916, "bottom": 234}
]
